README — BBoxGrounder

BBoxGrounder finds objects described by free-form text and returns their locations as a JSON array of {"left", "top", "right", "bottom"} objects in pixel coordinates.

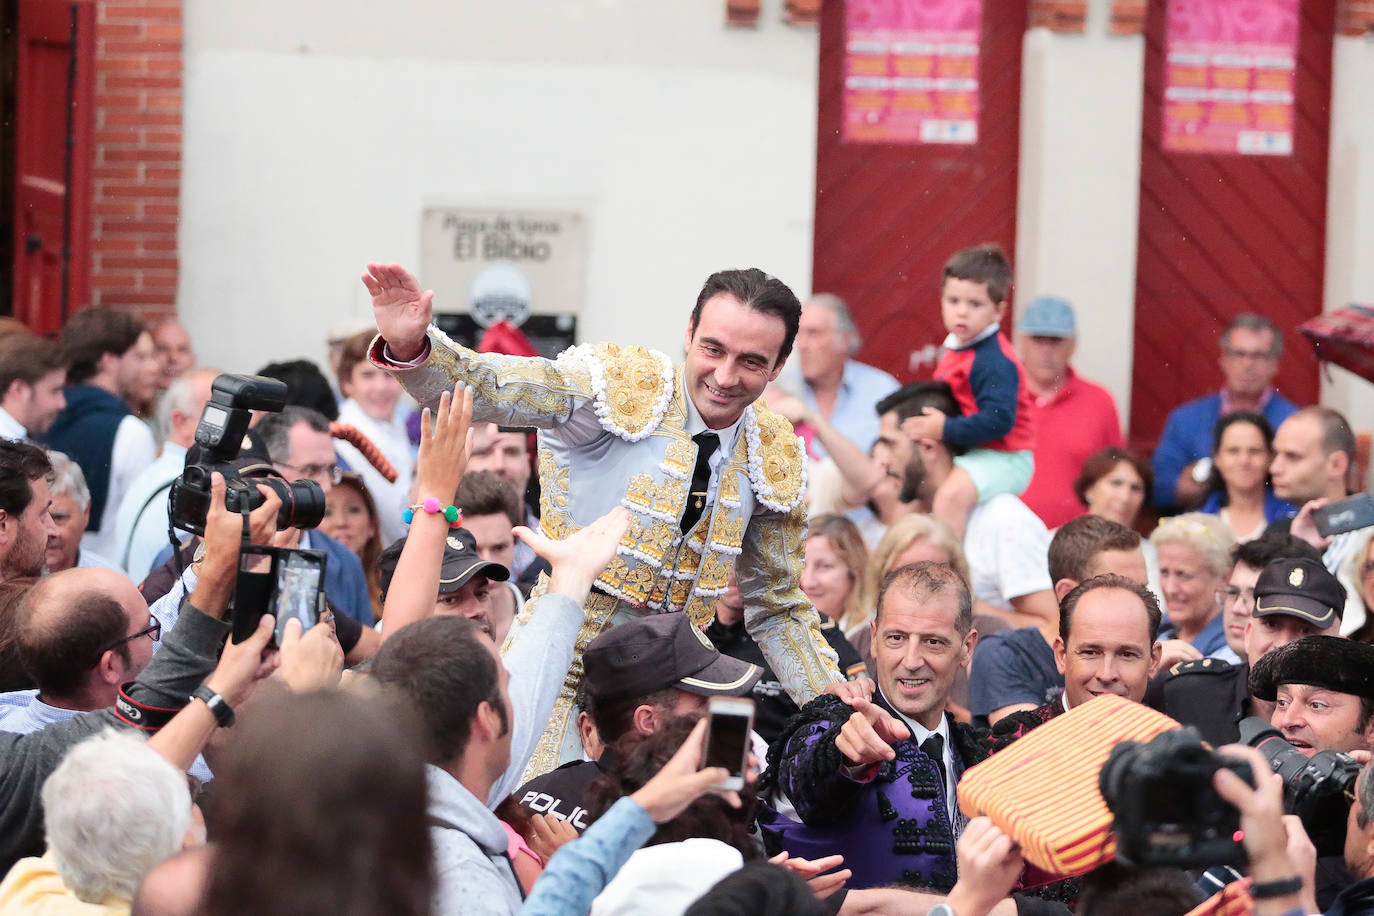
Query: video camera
[
  {"left": 167, "top": 374, "right": 326, "bottom": 535},
  {"left": 1239, "top": 716, "right": 1361, "bottom": 857},
  {"left": 1099, "top": 729, "right": 1253, "bottom": 868}
]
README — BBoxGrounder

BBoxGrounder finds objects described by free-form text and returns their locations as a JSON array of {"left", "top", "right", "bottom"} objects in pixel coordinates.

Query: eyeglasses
[
  {"left": 279, "top": 462, "right": 344, "bottom": 485},
  {"left": 1222, "top": 346, "right": 1278, "bottom": 362},
  {"left": 1215, "top": 585, "right": 1255, "bottom": 610},
  {"left": 103, "top": 618, "right": 161, "bottom": 652}
]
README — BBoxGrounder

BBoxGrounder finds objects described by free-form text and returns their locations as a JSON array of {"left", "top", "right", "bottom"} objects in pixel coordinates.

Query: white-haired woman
[{"left": 1150, "top": 513, "right": 1235, "bottom": 657}]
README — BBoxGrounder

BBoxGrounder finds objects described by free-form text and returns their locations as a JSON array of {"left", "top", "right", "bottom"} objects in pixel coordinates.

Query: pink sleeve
[{"left": 502, "top": 820, "right": 544, "bottom": 866}]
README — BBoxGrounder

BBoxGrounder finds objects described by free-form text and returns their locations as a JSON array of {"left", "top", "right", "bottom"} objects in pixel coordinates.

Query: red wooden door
[
  {"left": 813, "top": 0, "right": 1027, "bottom": 381},
  {"left": 1129, "top": 0, "right": 1331, "bottom": 451},
  {"left": 12, "top": 0, "right": 94, "bottom": 337}
]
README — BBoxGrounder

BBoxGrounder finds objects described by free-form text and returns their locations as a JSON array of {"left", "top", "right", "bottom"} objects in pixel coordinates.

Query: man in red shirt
[{"left": 1016, "top": 296, "right": 1124, "bottom": 529}]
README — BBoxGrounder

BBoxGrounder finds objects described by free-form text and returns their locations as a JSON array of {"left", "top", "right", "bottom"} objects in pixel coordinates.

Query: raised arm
[
  {"left": 362, "top": 262, "right": 598, "bottom": 432},
  {"left": 379, "top": 383, "right": 473, "bottom": 641}
]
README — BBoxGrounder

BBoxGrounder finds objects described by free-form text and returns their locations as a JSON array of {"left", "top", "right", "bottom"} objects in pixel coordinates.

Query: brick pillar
[
  {"left": 90, "top": 0, "right": 182, "bottom": 324},
  {"left": 1339, "top": 0, "right": 1374, "bottom": 35}
]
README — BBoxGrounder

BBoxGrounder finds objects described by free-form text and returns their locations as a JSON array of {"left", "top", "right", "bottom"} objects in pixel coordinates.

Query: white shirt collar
[
  {"left": 681, "top": 383, "right": 746, "bottom": 456},
  {"left": 941, "top": 320, "right": 1001, "bottom": 352},
  {"left": 0, "top": 406, "right": 28, "bottom": 441}
]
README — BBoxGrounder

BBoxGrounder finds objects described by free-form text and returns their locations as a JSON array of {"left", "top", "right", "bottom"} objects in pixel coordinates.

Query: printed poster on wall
[
  {"left": 843, "top": 0, "right": 982, "bottom": 145},
  {"left": 1162, "top": 0, "right": 1298, "bottom": 156}
]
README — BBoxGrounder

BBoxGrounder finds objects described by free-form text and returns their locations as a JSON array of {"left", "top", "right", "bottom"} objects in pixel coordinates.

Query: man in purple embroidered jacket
[
  {"left": 768, "top": 561, "right": 987, "bottom": 891},
  {"left": 362, "top": 263, "right": 843, "bottom": 779}
]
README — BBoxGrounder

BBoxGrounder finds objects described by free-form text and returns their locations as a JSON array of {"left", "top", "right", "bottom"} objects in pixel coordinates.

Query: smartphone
[
  {"left": 1313, "top": 493, "right": 1374, "bottom": 538},
  {"left": 703, "top": 696, "right": 755, "bottom": 791},
  {"left": 231, "top": 546, "right": 327, "bottom": 645}
]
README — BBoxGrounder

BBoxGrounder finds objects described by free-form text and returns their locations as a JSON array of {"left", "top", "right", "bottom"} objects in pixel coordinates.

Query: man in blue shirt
[
  {"left": 795, "top": 293, "right": 898, "bottom": 459},
  {"left": 1152, "top": 314, "right": 1297, "bottom": 512}
]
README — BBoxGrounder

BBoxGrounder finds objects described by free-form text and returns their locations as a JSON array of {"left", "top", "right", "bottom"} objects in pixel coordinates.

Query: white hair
[
  {"left": 44, "top": 451, "right": 90, "bottom": 512},
  {"left": 805, "top": 293, "right": 861, "bottom": 355},
  {"left": 41, "top": 729, "right": 191, "bottom": 903}
]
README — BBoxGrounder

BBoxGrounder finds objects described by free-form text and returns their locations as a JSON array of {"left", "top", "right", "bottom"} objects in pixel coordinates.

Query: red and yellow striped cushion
[{"left": 956, "top": 694, "right": 1181, "bottom": 876}]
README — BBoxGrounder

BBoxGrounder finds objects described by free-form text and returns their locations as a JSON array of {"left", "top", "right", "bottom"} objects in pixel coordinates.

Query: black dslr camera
[
  {"left": 1099, "top": 729, "right": 1254, "bottom": 868},
  {"left": 1240, "top": 717, "right": 1361, "bottom": 857},
  {"left": 168, "top": 374, "right": 326, "bottom": 535}
]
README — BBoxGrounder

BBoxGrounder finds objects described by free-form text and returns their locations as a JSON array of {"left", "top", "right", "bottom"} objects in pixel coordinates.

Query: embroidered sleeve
[
  {"left": 772, "top": 695, "right": 864, "bottom": 826},
  {"left": 737, "top": 488, "right": 842, "bottom": 704},
  {"left": 377, "top": 325, "right": 596, "bottom": 431}
]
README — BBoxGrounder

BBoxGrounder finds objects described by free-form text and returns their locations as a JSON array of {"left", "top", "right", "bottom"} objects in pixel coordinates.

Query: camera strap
[{"left": 114, "top": 681, "right": 181, "bottom": 732}]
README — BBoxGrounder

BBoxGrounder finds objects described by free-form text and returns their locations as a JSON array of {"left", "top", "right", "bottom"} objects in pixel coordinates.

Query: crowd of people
[{"left": 0, "top": 243, "right": 1372, "bottom": 915}]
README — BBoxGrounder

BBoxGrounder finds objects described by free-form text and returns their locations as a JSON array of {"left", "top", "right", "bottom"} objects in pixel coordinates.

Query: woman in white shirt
[{"left": 333, "top": 332, "right": 415, "bottom": 545}]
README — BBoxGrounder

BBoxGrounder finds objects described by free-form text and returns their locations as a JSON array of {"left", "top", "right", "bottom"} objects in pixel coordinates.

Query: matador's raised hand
[{"left": 361, "top": 262, "right": 433, "bottom": 361}]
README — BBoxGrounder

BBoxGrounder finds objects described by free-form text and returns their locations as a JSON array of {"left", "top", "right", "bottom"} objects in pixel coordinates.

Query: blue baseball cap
[{"left": 1020, "top": 296, "right": 1076, "bottom": 338}]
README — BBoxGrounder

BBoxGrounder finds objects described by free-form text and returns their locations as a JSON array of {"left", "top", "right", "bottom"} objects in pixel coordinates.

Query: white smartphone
[{"left": 703, "top": 696, "right": 755, "bottom": 791}]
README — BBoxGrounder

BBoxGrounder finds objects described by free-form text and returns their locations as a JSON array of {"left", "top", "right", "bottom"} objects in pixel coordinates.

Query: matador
[{"left": 363, "top": 262, "right": 844, "bottom": 777}]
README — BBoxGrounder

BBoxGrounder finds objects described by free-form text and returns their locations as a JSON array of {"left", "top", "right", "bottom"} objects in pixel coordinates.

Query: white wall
[
  {"left": 1014, "top": 1, "right": 1145, "bottom": 428},
  {"left": 1321, "top": 35, "right": 1374, "bottom": 482},
  {"left": 177, "top": 0, "right": 820, "bottom": 375}
]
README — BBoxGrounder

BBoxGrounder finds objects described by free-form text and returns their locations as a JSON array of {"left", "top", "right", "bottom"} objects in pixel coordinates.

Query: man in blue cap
[{"left": 1015, "top": 295, "right": 1124, "bottom": 529}]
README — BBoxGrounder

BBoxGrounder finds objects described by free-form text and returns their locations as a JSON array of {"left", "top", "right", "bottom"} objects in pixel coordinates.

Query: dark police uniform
[{"left": 1144, "top": 658, "right": 1252, "bottom": 748}]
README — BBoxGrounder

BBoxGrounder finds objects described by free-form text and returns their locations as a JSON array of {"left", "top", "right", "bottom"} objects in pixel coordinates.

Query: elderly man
[
  {"left": 43, "top": 452, "right": 122, "bottom": 573},
  {"left": 0, "top": 730, "right": 197, "bottom": 914},
  {"left": 1148, "top": 556, "right": 1346, "bottom": 747},
  {"left": 771, "top": 562, "right": 985, "bottom": 891},
  {"left": 0, "top": 334, "right": 67, "bottom": 442},
  {"left": 364, "top": 262, "right": 844, "bottom": 775},
  {"left": 151, "top": 319, "right": 196, "bottom": 389},
  {"left": 1015, "top": 296, "right": 1123, "bottom": 529},
  {"left": 0, "top": 441, "right": 57, "bottom": 584},
  {"left": 793, "top": 293, "right": 897, "bottom": 458},
  {"left": 1152, "top": 313, "right": 1296, "bottom": 512},
  {"left": 113, "top": 368, "right": 217, "bottom": 581},
  {"left": 1334, "top": 761, "right": 1374, "bottom": 913}
]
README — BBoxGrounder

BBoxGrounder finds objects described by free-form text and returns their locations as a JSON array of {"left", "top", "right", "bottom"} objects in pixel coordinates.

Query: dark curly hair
[{"left": 584, "top": 715, "right": 761, "bottom": 860}]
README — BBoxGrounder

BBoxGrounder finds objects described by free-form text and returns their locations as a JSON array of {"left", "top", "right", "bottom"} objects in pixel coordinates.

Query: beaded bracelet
[{"left": 402, "top": 497, "right": 463, "bottom": 528}]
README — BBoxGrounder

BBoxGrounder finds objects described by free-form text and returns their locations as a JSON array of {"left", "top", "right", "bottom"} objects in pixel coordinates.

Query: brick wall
[
  {"left": 89, "top": 0, "right": 182, "bottom": 324},
  {"left": 1340, "top": 0, "right": 1374, "bottom": 35}
]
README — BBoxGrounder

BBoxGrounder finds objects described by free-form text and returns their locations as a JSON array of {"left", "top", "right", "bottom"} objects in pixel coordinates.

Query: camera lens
[{"left": 260, "top": 478, "right": 326, "bottom": 530}]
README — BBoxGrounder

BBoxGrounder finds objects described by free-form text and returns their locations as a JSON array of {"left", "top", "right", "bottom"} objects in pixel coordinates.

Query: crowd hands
[{"left": 3, "top": 251, "right": 1374, "bottom": 916}]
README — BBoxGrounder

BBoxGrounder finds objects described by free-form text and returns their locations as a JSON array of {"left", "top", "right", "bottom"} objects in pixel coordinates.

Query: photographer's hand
[
  {"left": 1215, "top": 744, "right": 1307, "bottom": 915},
  {"left": 148, "top": 614, "right": 279, "bottom": 772},
  {"left": 362, "top": 262, "right": 433, "bottom": 362},
  {"left": 192, "top": 473, "right": 283, "bottom": 620},
  {"left": 944, "top": 817, "right": 1024, "bottom": 916},
  {"left": 276, "top": 618, "right": 344, "bottom": 692},
  {"left": 514, "top": 506, "right": 631, "bottom": 605}
]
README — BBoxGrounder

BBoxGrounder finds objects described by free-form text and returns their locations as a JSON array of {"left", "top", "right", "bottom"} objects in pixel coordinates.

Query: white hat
[{"left": 591, "top": 839, "right": 743, "bottom": 916}]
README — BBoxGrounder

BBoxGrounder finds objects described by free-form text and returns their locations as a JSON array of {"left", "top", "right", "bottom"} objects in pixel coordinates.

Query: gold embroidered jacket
[{"left": 373, "top": 328, "right": 842, "bottom": 702}]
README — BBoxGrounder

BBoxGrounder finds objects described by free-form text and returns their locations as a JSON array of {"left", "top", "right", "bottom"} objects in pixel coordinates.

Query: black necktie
[
  {"left": 921, "top": 733, "right": 947, "bottom": 791},
  {"left": 680, "top": 432, "right": 720, "bottom": 533}
]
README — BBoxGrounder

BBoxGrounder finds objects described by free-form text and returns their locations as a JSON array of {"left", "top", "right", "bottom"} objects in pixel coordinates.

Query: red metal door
[
  {"left": 813, "top": 0, "right": 1027, "bottom": 381},
  {"left": 1129, "top": 0, "right": 1331, "bottom": 451},
  {"left": 12, "top": 0, "right": 94, "bottom": 337}
]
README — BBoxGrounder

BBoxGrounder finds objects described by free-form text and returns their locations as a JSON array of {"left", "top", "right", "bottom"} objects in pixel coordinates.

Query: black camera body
[
  {"left": 167, "top": 374, "right": 326, "bottom": 535},
  {"left": 1240, "top": 717, "right": 1360, "bottom": 857},
  {"left": 1099, "top": 729, "right": 1253, "bottom": 868}
]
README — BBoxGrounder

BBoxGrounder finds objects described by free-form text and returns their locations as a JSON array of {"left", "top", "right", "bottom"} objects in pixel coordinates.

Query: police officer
[{"left": 1145, "top": 556, "right": 1345, "bottom": 747}]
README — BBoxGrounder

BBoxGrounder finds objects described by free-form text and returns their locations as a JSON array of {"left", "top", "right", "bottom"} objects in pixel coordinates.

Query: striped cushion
[{"left": 956, "top": 694, "right": 1180, "bottom": 876}]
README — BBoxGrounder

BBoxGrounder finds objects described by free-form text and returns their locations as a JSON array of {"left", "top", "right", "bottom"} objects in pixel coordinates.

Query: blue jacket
[
  {"left": 1152, "top": 391, "right": 1298, "bottom": 509},
  {"left": 42, "top": 385, "right": 130, "bottom": 531},
  {"left": 1200, "top": 488, "right": 1296, "bottom": 525}
]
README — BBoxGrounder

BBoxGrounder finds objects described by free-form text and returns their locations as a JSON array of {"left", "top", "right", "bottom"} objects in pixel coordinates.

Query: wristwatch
[
  {"left": 191, "top": 685, "right": 235, "bottom": 728},
  {"left": 928, "top": 905, "right": 956, "bottom": 916}
]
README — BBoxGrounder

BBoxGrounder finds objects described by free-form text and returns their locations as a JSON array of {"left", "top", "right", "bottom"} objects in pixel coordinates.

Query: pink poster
[
  {"left": 843, "top": 0, "right": 982, "bottom": 145},
  {"left": 1163, "top": 0, "right": 1298, "bottom": 155}
]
